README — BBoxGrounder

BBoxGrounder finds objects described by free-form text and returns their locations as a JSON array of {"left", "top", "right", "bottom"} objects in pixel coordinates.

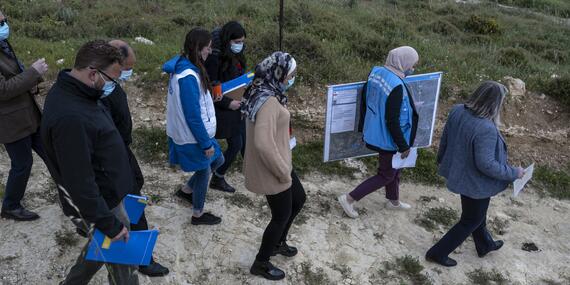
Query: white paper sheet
[
  {"left": 513, "top": 163, "right": 534, "bottom": 197},
  {"left": 391, "top": 147, "right": 418, "bottom": 169},
  {"left": 290, "top": 136, "right": 297, "bottom": 150}
]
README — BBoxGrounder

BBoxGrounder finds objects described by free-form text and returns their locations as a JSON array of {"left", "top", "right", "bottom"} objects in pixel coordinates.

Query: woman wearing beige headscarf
[{"left": 338, "top": 46, "right": 419, "bottom": 218}]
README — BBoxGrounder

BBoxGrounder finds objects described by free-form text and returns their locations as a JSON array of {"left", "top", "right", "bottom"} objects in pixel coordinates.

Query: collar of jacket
[{"left": 57, "top": 69, "right": 104, "bottom": 101}]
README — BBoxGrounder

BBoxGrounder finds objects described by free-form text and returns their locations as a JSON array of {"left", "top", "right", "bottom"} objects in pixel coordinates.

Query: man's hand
[
  {"left": 111, "top": 226, "right": 129, "bottom": 242},
  {"left": 31, "top": 58, "right": 49, "bottom": 75}
]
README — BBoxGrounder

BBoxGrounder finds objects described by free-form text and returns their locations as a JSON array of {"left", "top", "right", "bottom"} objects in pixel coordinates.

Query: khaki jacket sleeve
[
  {"left": 0, "top": 68, "right": 42, "bottom": 101},
  {"left": 253, "top": 99, "right": 292, "bottom": 183}
]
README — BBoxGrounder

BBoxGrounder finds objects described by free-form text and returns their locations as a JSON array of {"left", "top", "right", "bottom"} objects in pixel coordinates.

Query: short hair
[
  {"left": 465, "top": 81, "right": 508, "bottom": 126},
  {"left": 73, "top": 40, "right": 123, "bottom": 70}
]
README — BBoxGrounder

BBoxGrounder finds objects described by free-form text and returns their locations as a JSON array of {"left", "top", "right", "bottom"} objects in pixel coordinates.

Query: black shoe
[
  {"left": 191, "top": 212, "right": 222, "bottom": 225},
  {"left": 209, "top": 175, "right": 236, "bottom": 193},
  {"left": 175, "top": 188, "right": 193, "bottom": 204},
  {"left": 425, "top": 255, "right": 458, "bottom": 267},
  {"left": 478, "top": 240, "right": 504, "bottom": 258},
  {"left": 1, "top": 207, "right": 40, "bottom": 221},
  {"left": 139, "top": 259, "right": 170, "bottom": 277},
  {"left": 271, "top": 242, "right": 298, "bottom": 257},
  {"left": 250, "top": 260, "right": 285, "bottom": 281}
]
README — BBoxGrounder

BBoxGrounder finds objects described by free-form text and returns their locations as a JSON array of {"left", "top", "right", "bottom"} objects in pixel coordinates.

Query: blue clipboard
[
  {"left": 221, "top": 72, "right": 254, "bottom": 95},
  {"left": 85, "top": 229, "right": 159, "bottom": 266},
  {"left": 123, "top": 194, "right": 148, "bottom": 225}
]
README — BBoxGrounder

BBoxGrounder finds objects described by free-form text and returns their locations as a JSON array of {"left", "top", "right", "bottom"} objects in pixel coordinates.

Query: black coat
[
  {"left": 41, "top": 70, "right": 133, "bottom": 238},
  {"left": 205, "top": 53, "right": 244, "bottom": 139},
  {"left": 101, "top": 85, "right": 144, "bottom": 193}
]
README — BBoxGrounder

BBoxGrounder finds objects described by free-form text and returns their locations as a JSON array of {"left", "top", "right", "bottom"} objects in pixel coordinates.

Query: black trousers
[
  {"left": 256, "top": 170, "right": 306, "bottom": 262},
  {"left": 2, "top": 131, "right": 47, "bottom": 210},
  {"left": 426, "top": 195, "right": 496, "bottom": 261},
  {"left": 126, "top": 147, "right": 148, "bottom": 231},
  {"left": 215, "top": 132, "right": 244, "bottom": 176}
]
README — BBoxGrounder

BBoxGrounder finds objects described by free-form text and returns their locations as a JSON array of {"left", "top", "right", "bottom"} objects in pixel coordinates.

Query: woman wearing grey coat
[{"left": 425, "top": 81, "right": 524, "bottom": 267}]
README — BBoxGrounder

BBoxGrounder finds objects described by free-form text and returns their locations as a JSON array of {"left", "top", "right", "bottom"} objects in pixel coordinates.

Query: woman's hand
[
  {"left": 229, "top": 100, "right": 241, "bottom": 110},
  {"left": 516, "top": 167, "right": 525, "bottom": 179},
  {"left": 204, "top": 146, "right": 215, "bottom": 158}
]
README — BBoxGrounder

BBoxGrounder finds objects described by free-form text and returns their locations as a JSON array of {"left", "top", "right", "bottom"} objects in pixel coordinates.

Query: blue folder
[
  {"left": 86, "top": 229, "right": 159, "bottom": 266},
  {"left": 123, "top": 194, "right": 148, "bottom": 224},
  {"left": 221, "top": 72, "right": 254, "bottom": 95}
]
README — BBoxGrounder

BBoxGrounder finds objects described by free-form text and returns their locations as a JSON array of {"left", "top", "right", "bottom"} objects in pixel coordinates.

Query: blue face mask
[
  {"left": 404, "top": 69, "right": 415, "bottom": 76},
  {"left": 0, "top": 23, "right": 10, "bottom": 41},
  {"left": 230, "top": 43, "right": 243, "bottom": 54},
  {"left": 98, "top": 72, "right": 116, "bottom": 98},
  {"left": 286, "top": 77, "right": 295, "bottom": 90},
  {"left": 119, "top": 69, "right": 133, "bottom": 81}
]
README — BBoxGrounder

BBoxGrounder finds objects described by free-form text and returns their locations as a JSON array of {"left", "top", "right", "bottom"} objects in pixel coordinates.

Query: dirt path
[{"left": 1, "top": 152, "right": 569, "bottom": 284}]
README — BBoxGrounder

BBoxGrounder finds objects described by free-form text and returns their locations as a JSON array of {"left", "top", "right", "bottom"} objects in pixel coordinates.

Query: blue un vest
[{"left": 363, "top": 66, "right": 413, "bottom": 151}]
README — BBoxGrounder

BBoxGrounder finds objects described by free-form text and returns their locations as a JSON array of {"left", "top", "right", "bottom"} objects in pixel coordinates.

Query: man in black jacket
[
  {"left": 101, "top": 39, "right": 169, "bottom": 277},
  {"left": 41, "top": 40, "right": 139, "bottom": 285}
]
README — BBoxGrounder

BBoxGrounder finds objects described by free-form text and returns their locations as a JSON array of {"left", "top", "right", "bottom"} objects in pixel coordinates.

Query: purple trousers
[{"left": 349, "top": 150, "right": 400, "bottom": 201}]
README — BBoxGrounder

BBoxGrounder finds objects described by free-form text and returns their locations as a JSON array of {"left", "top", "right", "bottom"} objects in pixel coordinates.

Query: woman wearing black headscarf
[{"left": 205, "top": 21, "right": 247, "bottom": 193}]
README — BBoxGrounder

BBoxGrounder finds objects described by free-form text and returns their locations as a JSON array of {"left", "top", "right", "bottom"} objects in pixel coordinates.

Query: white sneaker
[
  {"left": 338, "top": 194, "right": 359, "bottom": 218},
  {"left": 386, "top": 200, "right": 412, "bottom": 210}
]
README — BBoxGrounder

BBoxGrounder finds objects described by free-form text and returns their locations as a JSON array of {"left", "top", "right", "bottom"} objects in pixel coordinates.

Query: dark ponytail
[{"left": 182, "top": 28, "right": 212, "bottom": 92}]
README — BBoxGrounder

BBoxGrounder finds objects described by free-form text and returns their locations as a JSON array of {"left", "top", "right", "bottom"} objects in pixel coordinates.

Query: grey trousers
[{"left": 61, "top": 202, "right": 139, "bottom": 285}]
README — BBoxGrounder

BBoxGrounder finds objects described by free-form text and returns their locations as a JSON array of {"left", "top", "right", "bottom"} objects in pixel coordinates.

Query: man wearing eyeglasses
[
  {"left": 40, "top": 40, "right": 139, "bottom": 285},
  {"left": 0, "top": 10, "right": 49, "bottom": 221}
]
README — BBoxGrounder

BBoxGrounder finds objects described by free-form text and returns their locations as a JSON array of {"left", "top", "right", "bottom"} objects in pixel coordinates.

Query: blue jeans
[
  {"left": 426, "top": 195, "right": 496, "bottom": 261},
  {"left": 2, "top": 131, "right": 47, "bottom": 211},
  {"left": 186, "top": 154, "right": 224, "bottom": 213}
]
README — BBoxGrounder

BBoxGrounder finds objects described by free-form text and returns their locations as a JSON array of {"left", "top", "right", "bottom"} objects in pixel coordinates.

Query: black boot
[
  {"left": 138, "top": 258, "right": 170, "bottom": 277},
  {"left": 250, "top": 260, "right": 285, "bottom": 281},
  {"left": 478, "top": 240, "right": 504, "bottom": 258},
  {"left": 272, "top": 241, "right": 298, "bottom": 257},
  {"left": 209, "top": 175, "right": 236, "bottom": 193},
  {"left": 1, "top": 207, "right": 39, "bottom": 221}
]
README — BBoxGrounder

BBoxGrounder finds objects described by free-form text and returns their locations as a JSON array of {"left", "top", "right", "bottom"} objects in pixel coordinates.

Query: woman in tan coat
[{"left": 242, "top": 51, "right": 305, "bottom": 281}]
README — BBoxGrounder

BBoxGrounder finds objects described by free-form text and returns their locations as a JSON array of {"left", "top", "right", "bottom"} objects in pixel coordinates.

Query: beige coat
[
  {"left": 243, "top": 96, "right": 292, "bottom": 195},
  {"left": 0, "top": 45, "right": 43, "bottom": 144}
]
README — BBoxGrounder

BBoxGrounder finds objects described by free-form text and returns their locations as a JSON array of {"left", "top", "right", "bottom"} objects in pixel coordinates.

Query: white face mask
[{"left": 286, "top": 77, "right": 295, "bottom": 90}]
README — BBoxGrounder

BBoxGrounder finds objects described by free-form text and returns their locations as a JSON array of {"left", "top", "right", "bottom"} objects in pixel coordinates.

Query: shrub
[
  {"left": 498, "top": 47, "right": 529, "bottom": 67},
  {"left": 465, "top": 15, "right": 501, "bottom": 35}
]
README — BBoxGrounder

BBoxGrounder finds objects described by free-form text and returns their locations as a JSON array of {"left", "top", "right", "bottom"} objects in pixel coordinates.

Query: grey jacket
[{"left": 437, "top": 104, "right": 518, "bottom": 199}]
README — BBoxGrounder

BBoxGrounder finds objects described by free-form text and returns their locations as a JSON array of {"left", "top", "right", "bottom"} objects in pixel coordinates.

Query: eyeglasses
[
  {"left": 0, "top": 19, "right": 7, "bottom": 27},
  {"left": 91, "top": 67, "right": 118, "bottom": 85}
]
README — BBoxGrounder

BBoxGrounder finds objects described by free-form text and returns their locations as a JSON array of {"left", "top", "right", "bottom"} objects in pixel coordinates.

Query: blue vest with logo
[{"left": 363, "top": 66, "right": 413, "bottom": 151}]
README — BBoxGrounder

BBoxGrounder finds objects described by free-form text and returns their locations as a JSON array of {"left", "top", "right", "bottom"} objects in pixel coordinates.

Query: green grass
[
  {"left": 1, "top": 0, "right": 569, "bottom": 100},
  {"left": 534, "top": 164, "right": 570, "bottom": 200},
  {"left": 416, "top": 206, "right": 459, "bottom": 231},
  {"left": 496, "top": 0, "right": 570, "bottom": 17},
  {"left": 395, "top": 255, "right": 432, "bottom": 285},
  {"left": 467, "top": 268, "right": 509, "bottom": 285},
  {"left": 131, "top": 127, "right": 168, "bottom": 163},
  {"left": 363, "top": 148, "right": 444, "bottom": 186},
  {"left": 293, "top": 141, "right": 358, "bottom": 178}
]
